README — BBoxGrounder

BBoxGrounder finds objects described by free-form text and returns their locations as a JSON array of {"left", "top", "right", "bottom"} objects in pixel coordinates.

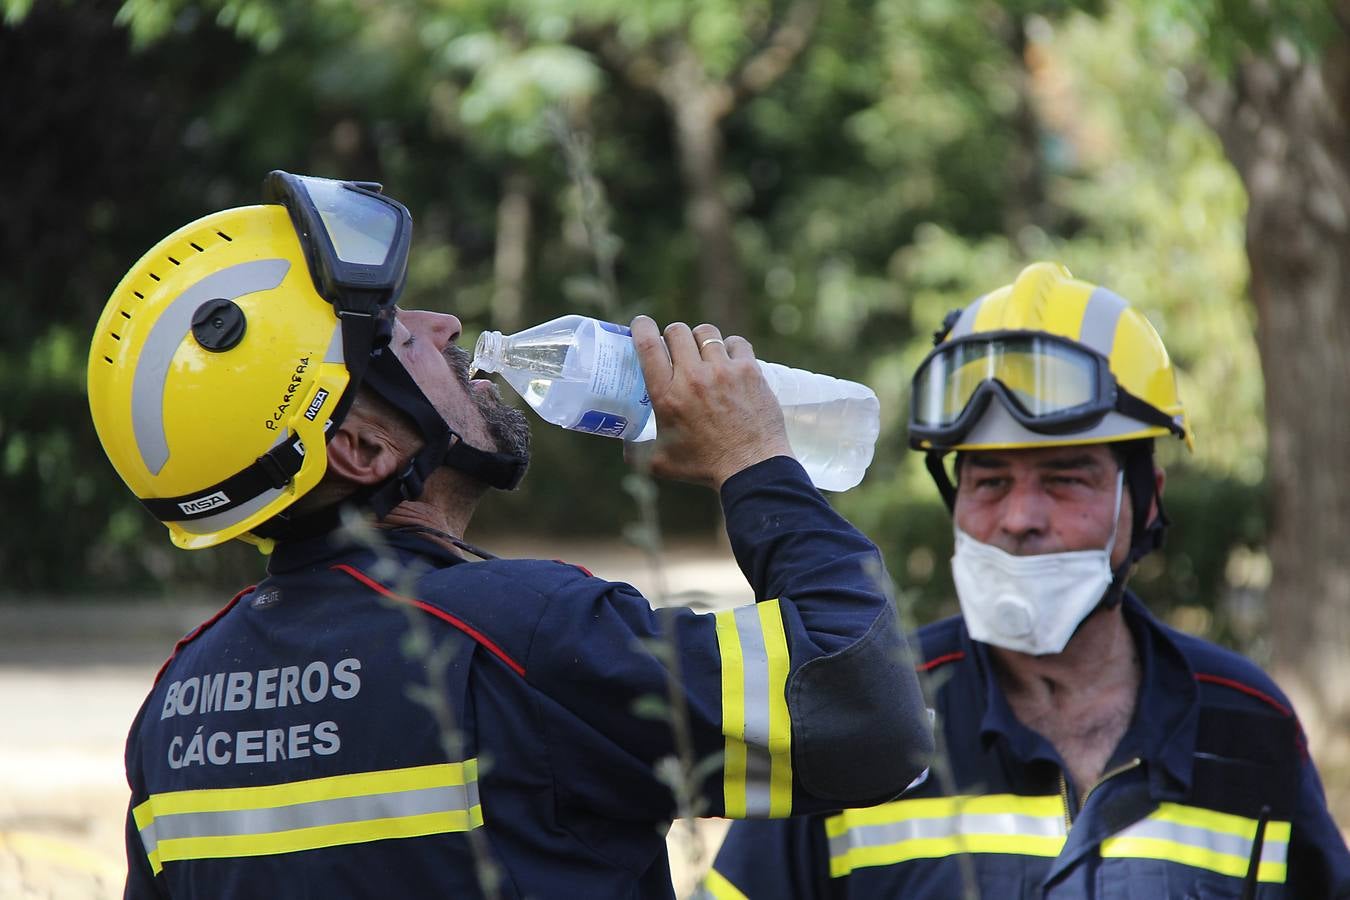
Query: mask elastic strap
[
  {"left": 1103, "top": 460, "right": 1144, "bottom": 608},
  {"left": 1104, "top": 469, "right": 1125, "bottom": 557}
]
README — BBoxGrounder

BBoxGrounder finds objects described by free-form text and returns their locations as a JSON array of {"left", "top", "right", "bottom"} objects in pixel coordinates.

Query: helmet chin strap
[
  {"left": 251, "top": 346, "right": 526, "bottom": 544},
  {"left": 1101, "top": 439, "right": 1168, "bottom": 609},
  {"left": 358, "top": 349, "right": 526, "bottom": 519}
]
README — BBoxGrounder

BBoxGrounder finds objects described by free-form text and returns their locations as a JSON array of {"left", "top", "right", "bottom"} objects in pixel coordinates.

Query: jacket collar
[{"left": 267, "top": 526, "right": 468, "bottom": 576}]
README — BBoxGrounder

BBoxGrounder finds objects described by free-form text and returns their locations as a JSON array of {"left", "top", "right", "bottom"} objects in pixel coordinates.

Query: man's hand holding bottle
[{"left": 629, "top": 316, "right": 793, "bottom": 489}]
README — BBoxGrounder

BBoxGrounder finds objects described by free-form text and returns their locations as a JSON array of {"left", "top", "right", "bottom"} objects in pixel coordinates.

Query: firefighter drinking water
[{"left": 87, "top": 171, "right": 934, "bottom": 899}]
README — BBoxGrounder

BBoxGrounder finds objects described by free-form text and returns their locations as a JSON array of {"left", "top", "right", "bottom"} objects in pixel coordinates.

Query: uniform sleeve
[
  {"left": 123, "top": 716, "right": 165, "bottom": 899},
  {"left": 1288, "top": 750, "right": 1350, "bottom": 898},
  {"left": 524, "top": 456, "right": 933, "bottom": 822},
  {"left": 124, "top": 796, "right": 163, "bottom": 900},
  {"left": 701, "top": 817, "right": 830, "bottom": 899}
]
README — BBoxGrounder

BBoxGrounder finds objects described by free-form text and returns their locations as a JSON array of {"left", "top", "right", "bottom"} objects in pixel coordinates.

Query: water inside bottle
[
  {"left": 472, "top": 318, "right": 653, "bottom": 440},
  {"left": 473, "top": 316, "right": 878, "bottom": 488},
  {"left": 777, "top": 395, "right": 879, "bottom": 492}
]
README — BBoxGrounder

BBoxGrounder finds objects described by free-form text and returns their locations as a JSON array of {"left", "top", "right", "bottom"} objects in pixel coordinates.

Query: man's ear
[{"left": 326, "top": 418, "right": 406, "bottom": 486}]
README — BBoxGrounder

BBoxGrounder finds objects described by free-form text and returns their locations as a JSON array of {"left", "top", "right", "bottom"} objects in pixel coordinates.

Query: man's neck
[
  {"left": 376, "top": 478, "right": 478, "bottom": 559},
  {"left": 990, "top": 605, "right": 1136, "bottom": 697},
  {"left": 988, "top": 605, "right": 1142, "bottom": 798}
]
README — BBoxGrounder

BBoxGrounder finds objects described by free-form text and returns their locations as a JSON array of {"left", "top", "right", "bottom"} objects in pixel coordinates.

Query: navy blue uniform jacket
[
  {"left": 123, "top": 457, "right": 932, "bottom": 898},
  {"left": 709, "top": 595, "right": 1350, "bottom": 899}
]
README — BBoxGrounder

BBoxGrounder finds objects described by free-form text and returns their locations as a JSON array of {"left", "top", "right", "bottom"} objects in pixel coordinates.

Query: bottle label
[
  {"left": 580, "top": 322, "right": 651, "bottom": 439},
  {"left": 572, "top": 410, "right": 630, "bottom": 437}
]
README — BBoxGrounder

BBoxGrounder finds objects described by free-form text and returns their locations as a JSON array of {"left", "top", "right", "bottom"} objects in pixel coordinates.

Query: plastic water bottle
[{"left": 471, "top": 315, "right": 880, "bottom": 492}]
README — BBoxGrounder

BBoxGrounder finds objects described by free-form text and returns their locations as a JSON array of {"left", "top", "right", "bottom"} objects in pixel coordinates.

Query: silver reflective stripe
[
  {"left": 324, "top": 321, "right": 344, "bottom": 364},
  {"left": 1111, "top": 816, "right": 1288, "bottom": 865},
  {"left": 172, "top": 322, "right": 341, "bottom": 533},
  {"left": 1077, "top": 286, "right": 1128, "bottom": 357},
  {"left": 143, "top": 784, "right": 473, "bottom": 845},
  {"left": 828, "top": 810, "right": 1066, "bottom": 859},
  {"left": 132, "top": 259, "right": 291, "bottom": 474},
  {"left": 946, "top": 295, "right": 987, "bottom": 339},
  {"left": 733, "top": 604, "right": 774, "bottom": 817},
  {"left": 134, "top": 761, "right": 483, "bottom": 873},
  {"left": 139, "top": 818, "right": 161, "bottom": 863}
]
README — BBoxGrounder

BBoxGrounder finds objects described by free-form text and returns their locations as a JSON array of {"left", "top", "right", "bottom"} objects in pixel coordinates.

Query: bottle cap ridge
[{"left": 471, "top": 331, "right": 502, "bottom": 374}]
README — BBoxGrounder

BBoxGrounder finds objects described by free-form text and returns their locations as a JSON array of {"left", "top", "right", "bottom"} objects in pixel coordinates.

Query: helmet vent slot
[
  {"left": 103, "top": 356, "right": 113, "bottom": 364},
  {"left": 111, "top": 332, "right": 121, "bottom": 341},
  {"left": 217, "top": 230, "right": 233, "bottom": 242},
  {"left": 149, "top": 272, "right": 161, "bottom": 282},
  {"left": 190, "top": 242, "right": 205, "bottom": 252},
  {"left": 167, "top": 256, "right": 181, "bottom": 266},
  {"left": 133, "top": 291, "right": 144, "bottom": 299},
  {"left": 120, "top": 311, "right": 131, "bottom": 319}
]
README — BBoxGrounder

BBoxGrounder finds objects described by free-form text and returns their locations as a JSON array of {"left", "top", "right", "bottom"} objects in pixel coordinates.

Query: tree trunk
[
  {"left": 492, "top": 170, "right": 533, "bottom": 331},
  {"left": 999, "top": 9, "right": 1049, "bottom": 245},
  {"left": 661, "top": 46, "right": 746, "bottom": 332},
  {"left": 1189, "top": 34, "right": 1350, "bottom": 764}
]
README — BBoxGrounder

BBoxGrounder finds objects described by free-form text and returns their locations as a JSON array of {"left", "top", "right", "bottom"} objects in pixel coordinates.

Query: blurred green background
[{"left": 2, "top": 1, "right": 1346, "bottom": 737}]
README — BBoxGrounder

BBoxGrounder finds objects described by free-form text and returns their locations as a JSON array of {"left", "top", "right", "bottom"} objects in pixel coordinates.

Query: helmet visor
[
  {"left": 263, "top": 170, "right": 412, "bottom": 319},
  {"left": 909, "top": 331, "right": 1117, "bottom": 446},
  {"left": 298, "top": 175, "right": 402, "bottom": 266}
]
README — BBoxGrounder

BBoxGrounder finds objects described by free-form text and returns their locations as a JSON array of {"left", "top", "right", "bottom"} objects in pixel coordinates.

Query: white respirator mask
[{"left": 951, "top": 472, "right": 1123, "bottom": 656}]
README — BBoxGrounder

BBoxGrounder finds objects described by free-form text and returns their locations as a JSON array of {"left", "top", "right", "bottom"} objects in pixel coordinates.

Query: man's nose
[
  {"left": 998, "top": 480, "right": 1051, "bottom": 546},
  {"left": 406, "top": 310, "right": 462, "bottom": 348}
]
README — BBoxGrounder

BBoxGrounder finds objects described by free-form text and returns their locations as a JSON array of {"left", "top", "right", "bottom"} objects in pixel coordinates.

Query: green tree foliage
[{"left": 0, "top": 0, "right": 1267, "bottom": 649}]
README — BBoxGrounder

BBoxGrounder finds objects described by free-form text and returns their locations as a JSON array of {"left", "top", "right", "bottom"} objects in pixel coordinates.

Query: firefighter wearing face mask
[{"left": 706, "top": 263, "right": 1350, "bottom": 899}]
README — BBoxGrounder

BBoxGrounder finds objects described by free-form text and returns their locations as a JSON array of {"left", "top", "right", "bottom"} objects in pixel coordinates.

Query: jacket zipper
[{"left": 1059, "top": 757, "right": 1142, "bottom": 831}]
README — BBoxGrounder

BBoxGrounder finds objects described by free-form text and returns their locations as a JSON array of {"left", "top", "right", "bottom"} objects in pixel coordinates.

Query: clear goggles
[
  {"left": 263, "top": 170, "right": 413, "bottom": 346},
  {"left": 908, "top": 330, "right": 1176, "bottom": 448}
]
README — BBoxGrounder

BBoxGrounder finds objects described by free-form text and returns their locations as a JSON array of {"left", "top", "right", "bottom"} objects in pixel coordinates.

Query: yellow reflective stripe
[
  {"left": 825, "top": 793, "right": 1065, "bottom": 835},
  {"left": 133, "top": 761, "right": 482, "bottom": 875},
  {"left": 758, "top": 601, "right": 792, "bottom": 818},
  {"left": 716, "top": 610, "right": 748, "bottom": 818},
  {"left": 1100, "top": 803, "right": 1290, "bottom": 884},
  {"left": 832, "top": 833, "right": 1065, "bottom": 877},
  {"left": 715, "top": 600, "right": 792, "bottom": 818},
  {"left": 1101, "top": 836, "right": 1287, "bottom": 883},
  {"left": 700, "top": 867, "right": 751, "bottom": 900},
  {"left": 825, "top": 794, "right": 1067, "bottom": 878}
]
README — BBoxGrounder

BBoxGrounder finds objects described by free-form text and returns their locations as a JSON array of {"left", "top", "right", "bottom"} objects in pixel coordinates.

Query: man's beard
[
  {"left": 478, "top": 390, "right": 532, "bottom": 460},
  {"left": 446, "top": 344, "right": 532, "bottom": 463}
]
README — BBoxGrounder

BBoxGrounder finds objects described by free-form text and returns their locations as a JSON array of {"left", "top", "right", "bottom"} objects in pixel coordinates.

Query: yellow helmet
[
  {"left": 908, "top": 262, "right": 1191, "bottom": 565},
  {"left": 908, "top": 261, "right": 1192, "bottom": 454},
  {"left": 90, "top": 172, "right": 526, "bottom": 552},
  {"left": 88, "top": 204, "right": 353, "bottom": 550}
]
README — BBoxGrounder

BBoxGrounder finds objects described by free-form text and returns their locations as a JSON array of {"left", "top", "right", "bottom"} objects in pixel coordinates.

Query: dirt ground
[{"left": 0, "top": 539, "right": 744, "bottom": 899}]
